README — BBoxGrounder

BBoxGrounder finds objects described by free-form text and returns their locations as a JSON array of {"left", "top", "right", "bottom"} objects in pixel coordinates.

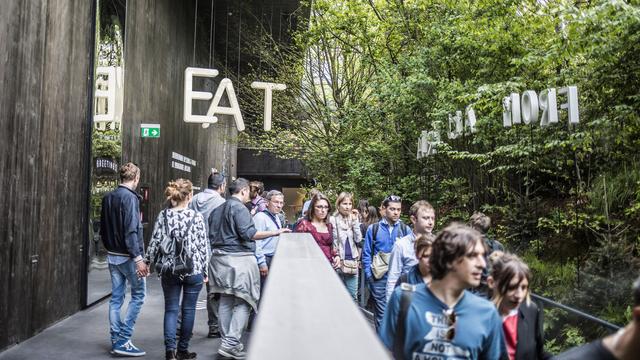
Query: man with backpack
[
  {"left": 208, "top": 178, "right": 291, "bottom": 359},
  {"left": 361, "top": 195, "right": 411, "bottom": 330},
  {"left": 379, "top": 223, "right": 506, "bottom": 360},
  {"left": 188, "top": 169, "right": 226, "bottom": 338}
]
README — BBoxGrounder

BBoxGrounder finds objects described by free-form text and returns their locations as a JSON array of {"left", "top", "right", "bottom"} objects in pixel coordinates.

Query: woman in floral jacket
[{"left": 145, "top": 179, "right": 209, "bottom": 360}]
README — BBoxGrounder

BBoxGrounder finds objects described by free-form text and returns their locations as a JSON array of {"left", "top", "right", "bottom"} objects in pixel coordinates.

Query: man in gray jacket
[
  {"left": 189, "top": 169, "right": 226, "bottom": 338},
  {"left": 208, "top": 178, "right": 290, "bottom": 359}
]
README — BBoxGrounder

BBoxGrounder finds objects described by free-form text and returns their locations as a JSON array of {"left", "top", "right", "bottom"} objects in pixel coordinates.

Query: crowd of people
[{"left": 100, "top": 162, "right": 640, "bottom": 360}]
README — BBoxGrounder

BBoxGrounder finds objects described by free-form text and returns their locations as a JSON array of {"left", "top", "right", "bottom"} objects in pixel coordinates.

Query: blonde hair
[
  {"left": 165, "top": 179, "right": 193, "bottom": 207},
  {"left": 489, "top": 252, "right": 532, "bottom": 308},
  {"left": 410, "top": 200, "right": 434, "bottom": 217}
]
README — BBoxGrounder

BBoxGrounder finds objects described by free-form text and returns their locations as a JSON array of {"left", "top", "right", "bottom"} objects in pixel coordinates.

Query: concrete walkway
[{"left": 0, "top": 276, "right": 232, "bottom": 359}]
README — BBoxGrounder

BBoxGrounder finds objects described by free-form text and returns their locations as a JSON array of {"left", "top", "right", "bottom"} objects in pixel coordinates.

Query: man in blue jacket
[
  {"left": 362, "top": 195, "right": 411, "bottom": 329},
  {"left": 100, "top": 162, "right": 148, "bottom": 357}
]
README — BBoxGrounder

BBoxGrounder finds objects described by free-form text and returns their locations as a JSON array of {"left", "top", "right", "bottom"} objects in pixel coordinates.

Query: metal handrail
[{"left": 531, "top": 293, "right": 622, "bottom": 332}]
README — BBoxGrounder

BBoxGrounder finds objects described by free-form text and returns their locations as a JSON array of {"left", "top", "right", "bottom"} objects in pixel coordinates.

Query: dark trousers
[{"left": 162, "top": 273, "right": 203, "bottom": 351}]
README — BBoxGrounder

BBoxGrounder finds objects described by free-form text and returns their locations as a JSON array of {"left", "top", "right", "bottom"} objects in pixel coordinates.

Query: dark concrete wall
[
  {"left": 0, "top": 0, "right": 95, "bottom": 350},
  {"left": 122, "top": 0, "right": 237, "bottom": 232}
]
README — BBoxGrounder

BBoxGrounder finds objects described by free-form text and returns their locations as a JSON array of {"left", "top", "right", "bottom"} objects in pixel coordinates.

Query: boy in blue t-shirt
[{"left": 379, "top": 223, "right": 506, "bottom": 360}]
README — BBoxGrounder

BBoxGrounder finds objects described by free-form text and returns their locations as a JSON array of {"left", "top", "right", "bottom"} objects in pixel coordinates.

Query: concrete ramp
[{"left": 248, "top": 233, "right": 390, "bottom": 360}]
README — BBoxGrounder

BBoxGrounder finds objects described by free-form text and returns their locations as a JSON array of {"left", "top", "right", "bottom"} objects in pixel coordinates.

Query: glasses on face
[
  {"left": 314, "top": 205, "right": 329, "bottom": 210},
  {"left": 443, "top": 308, "right": 456, "bottom": 341}
]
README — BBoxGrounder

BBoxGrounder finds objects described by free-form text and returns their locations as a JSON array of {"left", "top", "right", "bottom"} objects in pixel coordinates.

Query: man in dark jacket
[
  {"left": 100, "top": 162, "right": 148, "bottom": 357},
  {"left": 208, "top": 178, "right": 290, "bottom": 359}
]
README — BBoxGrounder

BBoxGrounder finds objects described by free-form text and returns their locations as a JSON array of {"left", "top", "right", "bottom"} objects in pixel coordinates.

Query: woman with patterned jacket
[{"left": 145, "top": 179, "right": 210, "bottom": 360}]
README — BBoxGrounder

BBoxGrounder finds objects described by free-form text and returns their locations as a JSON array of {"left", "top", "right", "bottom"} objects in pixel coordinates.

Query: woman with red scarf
[{"left": 488, "top": 252, "right": 551, "bottom": 360}]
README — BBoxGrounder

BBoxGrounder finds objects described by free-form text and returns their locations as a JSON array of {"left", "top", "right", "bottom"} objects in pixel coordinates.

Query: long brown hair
[
  {"left": 489, "top": 252, "right": 532, "bottom": 308},
  {"left": 307, "top": 193, "right": 331, "bottom": 223}
]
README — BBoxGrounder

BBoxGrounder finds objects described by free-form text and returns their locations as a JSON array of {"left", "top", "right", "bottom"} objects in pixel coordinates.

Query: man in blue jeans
[
  {"left": 100, "top": 162, "right": 149, "bottom": 357},
  {"left": 361, "top": 195, "right": 411, "bottom": 329}
]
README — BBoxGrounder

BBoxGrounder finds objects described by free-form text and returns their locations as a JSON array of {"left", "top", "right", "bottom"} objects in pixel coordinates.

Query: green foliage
[{"left": 242, "top": 0, "right": 640, "bottom": 349}]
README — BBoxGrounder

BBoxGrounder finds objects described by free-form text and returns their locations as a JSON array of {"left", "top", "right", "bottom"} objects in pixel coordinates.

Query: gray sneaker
[{"left": 217, "top": 345, "right": 246, "bottom": 359}]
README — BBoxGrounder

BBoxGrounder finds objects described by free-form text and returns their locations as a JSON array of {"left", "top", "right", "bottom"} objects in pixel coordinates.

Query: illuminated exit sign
[{"left": 140, "top": 123, "right": 160, "bottom": 138}]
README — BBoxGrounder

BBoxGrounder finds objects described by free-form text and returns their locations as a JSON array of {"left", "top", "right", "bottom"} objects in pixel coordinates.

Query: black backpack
[{"left": 155, "top": 209, "right": 195, "bottom": 276}]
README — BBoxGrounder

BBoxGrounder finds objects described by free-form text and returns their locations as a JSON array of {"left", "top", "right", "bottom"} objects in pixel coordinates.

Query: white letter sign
[
  {"left": 250, "top": 82, "right": 286, "bottom": 131},
  {"left": 183, "top": 67, "right": 219, "bottom": 127},
  {"left": 559, "top": 86, "right": 579, "bottom": 124},
  {"left": 503, "top": 86, "right": 578, "bottom": 128},
  {"left": 206, "top": 78, "right": 245, "bottom": 131},
  {"left": 539, "top": 88, "right": 558, "bottom": 126}
]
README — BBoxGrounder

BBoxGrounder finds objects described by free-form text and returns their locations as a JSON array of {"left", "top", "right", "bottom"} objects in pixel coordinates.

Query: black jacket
[
  {"left": 516, "top": 301, "right": 552, "bottom": 360},
  {"left": 208, "top": 197, "right": 258, "bottom": 253},
  {"left": 100, "top": 185, "right": 144, "bottom": 258}
]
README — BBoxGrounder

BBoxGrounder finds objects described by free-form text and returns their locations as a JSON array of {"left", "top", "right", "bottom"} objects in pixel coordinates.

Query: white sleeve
[{"left": 386, "top": 241, "right": 404, "bottom": 302}]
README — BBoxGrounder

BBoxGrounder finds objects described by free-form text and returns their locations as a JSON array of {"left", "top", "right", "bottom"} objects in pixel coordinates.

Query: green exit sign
[{"left": 140, "top": 124, "right": 160, "bottom": 138}]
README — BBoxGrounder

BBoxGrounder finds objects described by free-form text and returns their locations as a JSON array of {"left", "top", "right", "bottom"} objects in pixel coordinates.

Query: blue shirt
[
  {"left": 253, "top": 210, "right": 282, "bottom": 268},
  {"left": 379, "top": 283, "right": 506, "bottom": 360},
  {"left": 386, "top": 232, "right": 418, "bottom": 301},
  {"left": 361, "top": 219, "right": 410, "bottom": 281}
]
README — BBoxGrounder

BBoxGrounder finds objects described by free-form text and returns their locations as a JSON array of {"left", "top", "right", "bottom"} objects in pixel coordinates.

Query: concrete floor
[{"left": 0, "top": 276, "right": 233, "bottom": 360}]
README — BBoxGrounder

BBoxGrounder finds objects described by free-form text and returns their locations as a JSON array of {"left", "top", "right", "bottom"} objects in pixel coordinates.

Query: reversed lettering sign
[{"left": 503, "top": 86, "right": 579, "bottom": 127}]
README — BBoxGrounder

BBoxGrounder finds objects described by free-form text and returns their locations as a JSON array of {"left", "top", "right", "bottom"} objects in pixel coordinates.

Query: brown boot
[{"left": 166, "top": 350, "right": 177, "bottom": 360}]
